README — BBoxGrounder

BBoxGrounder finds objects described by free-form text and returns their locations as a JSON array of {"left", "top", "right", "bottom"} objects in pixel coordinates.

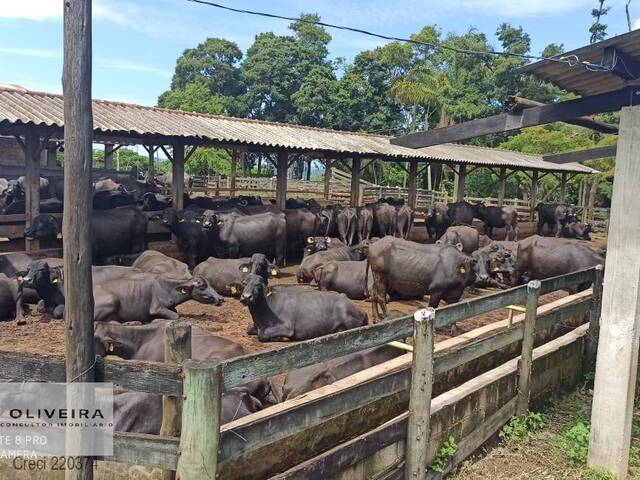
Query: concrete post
[
  {"left": 324, "top": 159, "right": 332, "bottom": 200},
  {"left": 275, "top": 150, "right": 288, "bottom": 210},
  {"left": 148, "top": 145, "right": 155, "bottom": 179},
  {"left": 559, "top": 172, "right": 567, "bottom": 203},
  {"left": 229, "top": 149, "right": 238, "bottom": 198},
  {"left": 46, "top": 141, "right": 58, "bottom": 168},
  {"left": 172, "top": 144, "right": 185, "bottom": 211},
  {"left": 104, "top": 144, "right": 114, "bottom": 170},
  {"left": 588, "top": 106, "right": 640, "bottom": 480},
  {"left": 24, "top": 133, "right": 41, "bottom": 252},
  {"left": 454, "top": 164, "right": 466, "bottom": 202},
  {"left": 530, "top": 170, "right": 538, "bottom": 222},
  {"left": 350, "top": 156, "right": 362, "bottom": 207}
]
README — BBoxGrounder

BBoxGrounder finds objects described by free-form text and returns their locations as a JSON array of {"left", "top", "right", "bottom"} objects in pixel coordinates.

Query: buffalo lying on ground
[
  {"left": 240, "top": 273, "right": 368, "bottom": 341},
  {"left": 302, "top": 236, "right": 345, "bottom": 257},
  {"left": 131, "top": 250, "right": 191, "bottom": 279},
  {"left": 24, "top": 206, "right": 147, "bottom": 265},
  {"left": 193, "top": 253, "right": 277, "bottom": 297},
  {"left": 437, "top": 225, "right": 481, "bottom": 254},
  {"left": 561, "top": 221, "right": 595, "bottom": 241},
  {"left": 0, "top": 273, "right": 25, "bottom": 324},
  {"left": 297, "top": 245, "right": 367, "bottom": 283},
  {"left": 315, "top": 260, "right": 372, "bottom": 300},
  {"left": 366, "top": 237, "right": 476, "bottom": 321}
]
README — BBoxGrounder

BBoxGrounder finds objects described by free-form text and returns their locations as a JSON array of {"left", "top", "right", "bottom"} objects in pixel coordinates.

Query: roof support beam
[
  {"left": 603, "top": 46, "right": 640, "bottom": 81},
  {"left": 497, "top": 167, "right": 507, "bottom": 207},
  {"left": 505, "top": 96, "right": 619, "bottom": 134},
  {"left": 172, "top": 144, "right": 185, "bottom": 211},
  {"left": 391, "top": 87, "right": 639, "bottom": 148},
  {"left": 543, "top": 144, "right": 617, "bottom": 164}
]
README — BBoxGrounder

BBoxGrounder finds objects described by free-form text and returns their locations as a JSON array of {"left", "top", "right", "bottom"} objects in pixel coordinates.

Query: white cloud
[{"left": 95, "top": 59, "right": 172, "bottom": 77}]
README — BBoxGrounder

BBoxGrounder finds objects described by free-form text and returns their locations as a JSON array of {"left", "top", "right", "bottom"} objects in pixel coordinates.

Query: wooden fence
[{"left": 0, "top": 265, "right": 603, "bottom": 479}]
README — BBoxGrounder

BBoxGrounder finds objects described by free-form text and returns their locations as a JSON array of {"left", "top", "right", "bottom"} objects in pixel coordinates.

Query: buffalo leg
[
  {"left": 150, "top": 306, "right": 180, "bottom": 320},
  {"left": 258, "top": 324, "right": 294, "bottom": 342},
  {"left": 428, "top": 293, "right": 442, "bottom": 308},
  {"left": 537, "top": 221, "right": 544, "bottom": 236},
  {"left": 555, "top": 220, "right": 562, "bottom": 238},
  {"left": 370, "top": 271, "right": 387, "bottom": 323},
  {"left": 14, "top": 289, "right": 26, "bottom": 326}
]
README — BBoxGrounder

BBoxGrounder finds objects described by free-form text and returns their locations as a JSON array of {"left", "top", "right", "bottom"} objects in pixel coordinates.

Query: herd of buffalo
[{"left": 0, "top": 170, "right": 605, "bottom": 433}]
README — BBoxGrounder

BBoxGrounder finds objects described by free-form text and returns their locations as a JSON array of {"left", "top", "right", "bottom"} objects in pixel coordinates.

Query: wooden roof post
[
  {"left": 455, "top": 164, "right": 466, "bottom": 202},
  {"left": 46, "top": 141, "right": 58, "bottom": 168},
  {"left": 229, "top": 149, "right": 239, "bottom": 198},
  {"left": 324, "top": 159, "right": 332, "bottom": 200},
  {"left": 148, "top": 145, "right": 155, "bottom": 179},
  {"left": 172, "top": 144, "right": 185, "bottom": 211},
  {"left": 588, "top": 105, "right": 640, "bottom": 479},
  {"left": 275, "top": 149, "right": 288, "bottom": 209},
  {"left": 530, "top": 170, "right": 538, "bottom": 222},
  {"left": 559, "top": 172, "right": 567, "bottom": 203},
  {"left": 407, "top": 161, "right": 418, "bottom": 209},
  {"left": 63, "top": 1, "right": 95, "bottom": 478},
  {"left": 350, "top": 156, "right": 362, "bottom": 207},
  {"left": 497, "top": 167, "right": 507, "bottom": 207},
  {"left": 104, "top": 144, "right": 113, "bottom": 170},
  {"left": 24, "top": 133, "right": 41, "bottom": 252}
]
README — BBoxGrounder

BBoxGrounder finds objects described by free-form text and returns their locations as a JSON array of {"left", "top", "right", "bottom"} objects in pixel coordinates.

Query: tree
[{"left": 590, "top": 0, "right": 610, "bottom": 43}]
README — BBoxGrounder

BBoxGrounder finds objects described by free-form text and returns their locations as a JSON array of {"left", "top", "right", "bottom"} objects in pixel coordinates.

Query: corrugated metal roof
[
  {"left": 518, "top": 29, "right": 640, "bottom": 97},
  {"left": 0, "top": 85, "right": 595, "bottom": 174}
]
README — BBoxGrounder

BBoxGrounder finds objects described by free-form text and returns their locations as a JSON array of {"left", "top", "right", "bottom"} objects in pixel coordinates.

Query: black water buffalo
[
  {"left": 19, "top": 260, "right": 65, "bottom": 319},
  {"left": 131, "top": 250, "right": 191, "bottom": 279},
  {"left": 201, "top": 210, "right": 287, "bottom": 266},
  {"left": 1, "top": 198, "right": 64, "bottom": 215},
  {"left": 315, "top": 260, "right": 372, "bottom": 300},
  {"left": 476, "top": 242, "right": 518, "bottom": 286},
  {"left": 284, "top": 208, "right": 320, "bottom": 258},
  {"left": 240, "top": 273, "right": 368, "bottom": 341},
  {"left": 437, "top": 225, "right": 481, "bottom": 254},
  {"left": 0, "top": 273, "right": 25, "bottom": 324},
  {"left": 366, "top": 237, "right": 476, "bottom": 321},
  {"left": 395, "top": 205, "right": 414, "bottom": 239},
  {"left": 140, "top": 192, "right": 173, "bottom": 211},
  {"left": 425, "top": 204, "right": 451, "bottom": 241},
  {"left": 92, "top": 189, "right": 134, "bottom": 210},
  {"left": 561, "top": 221, "right": 595, "bottom": 240},
  {"left": 283, "top": 345, "right": 404, "bottom": 400},
  {"left": 336, "top": 207, "right": 357, "bottom": 245},
  {"left": 160, "top": 207, "right": 207, "bottom": 268},
  {"left": 193, "top": 254, "right": 277, "bottom": 297},
  {"left": 378, "top": 197, "right": 404, "bottom": 207},
  {"left": 472, "top": 203, "right": 518, "bottom": 240},
  {"left": 514, "top": 237, "right": 603, "bottom": 289},
  {"left": 93, "top": 273, "right": 223, "bottom": 323},
  {"left": 4, "top": 176, "right": 51, "bottom": 205},
  {"left": 317, "top": 204, "right": 340, "bottom": 236},
  {"left": 356, "top": 207, "right": 373, "bottom": 243},
  {"left": 0, "top": 253, "right": 63, "bottom": 304},
  {"left": 302, "top": 236, "right": 345, "bottom": 257},
  {"left": 297, "top": 245, "right": 367, "bottom": 283},
  {"left": 448, "top": 201, "right": 475, "bottom": 225},
  {"left": 535, "top": 203, "right": 574, "bottom": 237},
  {"left": 371, "top": 203, "right": 397, "bottom": 237},
  {"left": 24, "top": 207, "right": 147, "bottom": 264}
]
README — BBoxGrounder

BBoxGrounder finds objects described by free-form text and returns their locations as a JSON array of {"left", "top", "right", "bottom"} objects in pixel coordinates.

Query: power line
[{"left": 187, "top": 0, "right": 578, "bottom": 66}]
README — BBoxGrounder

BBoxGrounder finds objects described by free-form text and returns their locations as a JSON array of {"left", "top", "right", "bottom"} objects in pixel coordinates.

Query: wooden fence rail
[{"left": 0, "top": 266, "right": 603, "bottom": 479}]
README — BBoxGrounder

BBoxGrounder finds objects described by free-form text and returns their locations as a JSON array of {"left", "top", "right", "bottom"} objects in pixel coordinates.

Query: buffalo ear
[{"left": 455, "top": 242, "right": 464, "bottom": 252}]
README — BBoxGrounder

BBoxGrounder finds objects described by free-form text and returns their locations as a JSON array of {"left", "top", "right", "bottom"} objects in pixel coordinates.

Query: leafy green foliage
[
  {"left": 499, "top": 412, "right": 546, "bottom": 444},
  {"left": 430, "top": 435, "right": 457, "bottom": 473},
  {"left": 184, "top": 148, "right": 231, "bottom": 176},
  {"left": 559, "top": 422, "right": 590, "bottom": 465}
]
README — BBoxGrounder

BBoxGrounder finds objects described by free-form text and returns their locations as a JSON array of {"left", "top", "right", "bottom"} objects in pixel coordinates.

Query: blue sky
[{"left": 0, "top": 0, "right": 637, "bottom": 107}]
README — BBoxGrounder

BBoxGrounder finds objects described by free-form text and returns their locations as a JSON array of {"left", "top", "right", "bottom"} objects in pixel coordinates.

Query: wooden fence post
[
  {"left": 405, "top": 307, "right": 436, "bottom": 480},
  {"left": 177, "top": 360, "right": 222, "bottom": 480},
  {"left": 585, "top": 265, "right": 604, "bottom": 370},
  {"left": 160, "top": 321, "right": 192, "bottom": 480},
  {"left": 517, "top": 280, "right": 541, "bottom": 416}
]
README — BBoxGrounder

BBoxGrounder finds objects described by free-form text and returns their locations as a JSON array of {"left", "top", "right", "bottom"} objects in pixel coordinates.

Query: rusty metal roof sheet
[
  {"left": 518, "top": 29, "right": 640, "bottom": 97},
  {"left": 0, "top": 85, "right": 595, "bottom": 174}
]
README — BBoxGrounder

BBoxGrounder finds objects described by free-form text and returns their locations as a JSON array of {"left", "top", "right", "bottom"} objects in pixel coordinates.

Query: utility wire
[{"left": 186, "top": 0, "right": 580, "bottom": 66}]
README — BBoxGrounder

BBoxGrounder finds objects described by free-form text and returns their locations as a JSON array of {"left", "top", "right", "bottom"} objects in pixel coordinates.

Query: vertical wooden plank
[
  {"left": 229, "top": 149, "right": 238, "bottom": 198},
  {"left": 172, "top": 144, "right": 185, "bottom": 211},
  {"left": 160, "top": 321, "right": 192, "bottom": 480},
  {"left": 589, "top": 106, "right": 640, "bottom": 480},
  {"left": 276, "top": 150, "right": 288, "bottom": 210},
  {"left": 585, "top": 264, "right": 604, "bottom": 370},
  {"left": 516, "top": 280, "right": 541, "bottom": 415},
  {"left": 497, "top": 167, "right": 506, "bottom": 207},
  {"left": 63, "top": 0, "right": 95, "bottom": 479},
  {"left": 24, "top": 133, "right": 41, "bottom": 252},
  {"left": 530, "top": 170, "right": 538, "bottom": 222},
  {"left": 405, "top": 307, "right": 435, "bottom": 480},
  {"left": 177, "top": 360, "right": 222, "bottom": 480},
  {"left": 559, "top": 172, "right": 567, "bottom": 203},
  {"left": 324, "top": 159, "right": 332, "bottom": 200},
  {"left": 350, "top": 156, "right": 362, "bottom": 207},
  {"left": 407, "top": 162, "right": 418, "bottom": 210},
  {"left": 104, "top": 144, "right": 113, "bottom": 170},
  {"left": 455, "top": 164, "right": 466, "bottom": 202}
]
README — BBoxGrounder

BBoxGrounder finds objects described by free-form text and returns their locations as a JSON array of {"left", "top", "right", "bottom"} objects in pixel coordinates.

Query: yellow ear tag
[
  {"left": 271, "top": 269, "right": 277, "bottom": 276},
  {"left": 56, "top": 233, "right": 63, "bottom": 239},
  {"left": 52, "top": 277, "right": 59, "bottom": 284},
  {"left": 242, "top": 267, "right": 249, "bottom": 273},
  {"left": 195, "top": 219, "right": 201, "bottom": 224},
  {"left": 493, "top": 267, "right": 501, "bottom": 272},
  {"left": 266, "top": 289, "right": 273, "bottom": 298},
  {"left": 180, "top": 288, "right": 189, "bottom": 294},
  {"left": 17, "top": 276, "right": 23, "bottom": 282},
  {"left": 108, "top": 343, "right": 114, "bottom": 353},
  {"left": 230, "top": 286, "right": 237, "bottom": 295},
  {"left": 458, "top": 266, "right": 467, "bottom": 273}
]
